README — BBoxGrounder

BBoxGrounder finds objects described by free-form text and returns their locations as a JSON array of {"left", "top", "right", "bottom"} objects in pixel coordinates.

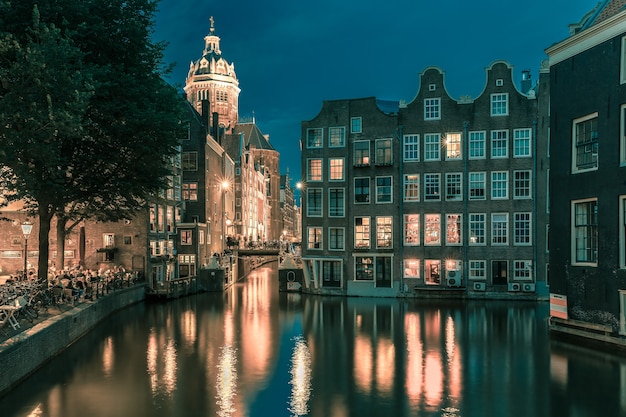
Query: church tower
[{"left": 184, "top": 17, "right": 240, "bottom": 133}]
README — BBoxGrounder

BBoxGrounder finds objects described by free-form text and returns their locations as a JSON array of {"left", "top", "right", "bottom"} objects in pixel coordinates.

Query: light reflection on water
[{"left": 2, "top": 265, "right": 626, "bottom": 417}]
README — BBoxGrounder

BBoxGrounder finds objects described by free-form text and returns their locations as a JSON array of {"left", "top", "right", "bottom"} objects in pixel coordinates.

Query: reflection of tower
[{"left": 184, "top": 16, "right": 240, "bottom": 133}]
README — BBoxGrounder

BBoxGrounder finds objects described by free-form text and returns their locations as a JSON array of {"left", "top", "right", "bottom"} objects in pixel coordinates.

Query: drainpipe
[
  {"left": 463, "top": 121, "right": 469, "bottom": 292},
  {"left": 397, "top": 124, "right": 404, "bottom": 293},
  {"left": 532, "top": 118, "right": 538, "bottom": 289}
]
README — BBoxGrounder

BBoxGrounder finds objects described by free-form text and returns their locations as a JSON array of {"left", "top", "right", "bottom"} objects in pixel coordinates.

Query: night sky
[{"left": 154, "top": 0, "right": 597, "bottom": 180}]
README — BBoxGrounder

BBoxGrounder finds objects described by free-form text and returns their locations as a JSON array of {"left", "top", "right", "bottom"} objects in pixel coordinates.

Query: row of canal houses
[{"left": 297, "top": 0, "right": 626, "bottom": 347}]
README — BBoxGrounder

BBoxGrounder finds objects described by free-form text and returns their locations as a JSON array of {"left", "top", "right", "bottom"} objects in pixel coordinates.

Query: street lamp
[{"left": 21, "top": 220, "right": 33, "bottom": 280}]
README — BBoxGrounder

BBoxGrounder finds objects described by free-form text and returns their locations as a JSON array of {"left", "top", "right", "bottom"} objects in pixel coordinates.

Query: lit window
[
  {"left": 424, "top": 98, "right": 441, "bottom": 120},
  {"left": 404, "top": 174, "right": 420, "bottom": 202},
  {"left": 354, "top": 141, "right": 370, "bottom": 166},
  {"left": 424, "top": 133, "right": 440, "bottom": 161},
  {"left": 514, "top": 170, "right": 531, "bottom": 199},
  {"left": 404, "top": 134, "right": 420, "bottom": 161},
  {"left": 306, "top": 188, "right": 322, "bottom": 217},
  {"left": 182, "top": 182, "right": 198, "bottom": 201},
  {"left": 424, "top": 173, "right": 440, "bottom": 201},
  {"left": 376, "top": 216, "right": 393, "bottom": 248},
  {"left": 445, "top": 173, "right": 462, "bottom": 201},
  {"left": 491, "top": 171, "right": 508, "bottom": 199},
  {"left": 329, "top": 127, "right": 345, "bottom": 147},
  {"left": 425, "top": 260, "right": 441, "bottom": 285},
  {"left": 307, "top": 227, "right": 322, "bottom": 249},
  {"left": 469, "top": 213, "right": 486, "bottom": 245},
  {"left": 514, "top": 212, "right": 532, "bottom": 245},
  {"left": 375, "top": 138, "right": 393, "bottom": 165},
  {"left": 445, "top": 133, "right": 462, "bottom": 160},
  {"left": 404, "top": 259, "right": 420, "bottom": 278},
  {"left": 376, "top": 176, "right": 392, "bottom": 203},
  {"left": 354, "top": 177, "right": 370, "bottom": 203},
  {"left": 181, "top": 230, "right": 193, "bottom": 245},
  {"left": 573, "top": 113, "right": 598, "bottom": 172},
  {"left": 425, "top": 214, "right": 441, "bottom": 245},
  {"left": 328, "top": 158, "right": 344, "bottom": 181},
  {"left": 404, "top": 214, "right": 420, "bottom": 245},
  {"left": 328, "top": 188, "right": 345, "bottom": 217},
  {"left": 491, "top": 213, "right": 508, "bottom": 245},
  {"left": 514, "top": 128, "right": 532, "bottom": 157},
  {"left": 306, "top": 128, "right": 323, "bottom": 148},
  {"left": 446, "top": 214, "right": 462, "bottom": 245},
  {"left": 491, "top": 130, "right": 508, "bottom": 158},
  {"left": 355, "top": 217, "right": 370, "bottom": 249},
  {"left": 351, "top": 117, "right": 362, "bottom": 133},
  {"left": 572, "top": 199, "right": 598, "bottom": 264},
  {"left": 307, "top": 159, "right": 322, "bottom": 182},
  {"left": 491, "top": 93, "right": 508, "bottom": 116}
]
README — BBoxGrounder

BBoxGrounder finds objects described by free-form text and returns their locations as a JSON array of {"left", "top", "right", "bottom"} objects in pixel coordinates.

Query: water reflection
[{"left": 2, "top": 266, "right": 626, "bottom": 417}]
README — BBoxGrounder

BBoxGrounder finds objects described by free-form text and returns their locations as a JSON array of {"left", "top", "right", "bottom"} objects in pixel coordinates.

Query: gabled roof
[
  {"left": 232, "top": 122, "right": 276, "bottom": 151},
  {"left": 575, "top": 0, "right": 626, "bottom": 33}
]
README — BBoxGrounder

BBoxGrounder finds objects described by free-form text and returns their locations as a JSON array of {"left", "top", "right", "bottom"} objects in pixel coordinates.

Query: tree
[{"left": 0, "top": 0, "right": 185, "bottom": 280}]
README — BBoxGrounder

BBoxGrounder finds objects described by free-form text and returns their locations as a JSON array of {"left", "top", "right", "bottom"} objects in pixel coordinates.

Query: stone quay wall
[{"left": 0, "top": 285, "right": 145, "bottom": 396}]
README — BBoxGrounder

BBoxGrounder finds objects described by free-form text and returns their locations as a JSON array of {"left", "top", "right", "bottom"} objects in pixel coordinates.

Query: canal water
[{"left": 2, "top": 264, "right": 626, "bottom": 417}]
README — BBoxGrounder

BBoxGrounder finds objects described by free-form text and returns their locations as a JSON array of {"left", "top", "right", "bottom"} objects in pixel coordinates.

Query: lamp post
[{"left": 21, "top": 220, "right": 33, "bottom": 280}]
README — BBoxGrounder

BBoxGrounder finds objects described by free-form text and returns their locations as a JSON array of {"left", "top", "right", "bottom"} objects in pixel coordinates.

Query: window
[
  {"left": 446, "top": 214, "right": 462, "bottom": 245},
  {"left": 621, "top": 105, "right": 626, "bottom": 164},
  {"left": 514, "top": 128, "right": 532, "bottom": 157},
  {"left": 376, "top": 216, "right": 393, "bottom": 248},
  {"left": 514, "top": 261, "right": 532, "bottom": 280},
  {"left": 620, "top": 196, "right": 626, "bottom": 268},
  {"left": 375, "top": 138, "right": 393, "bottom": 165},
  {"left": 491, "top": 171, "right": 508, "bottom": 199},
  {"left": 179, "top": 255, "right": 196, "bottom": 277},
  {"left": 306, "top": 128, "right": 323, "bottom": 148},
  {"left": 404, "top": 259, "right": 420, "bottom": 278},
  {"left": 469, "top": 131, "right": 486, "bottom": 159},
  {"left": 445, "top": 133, "right": 462, "bottom": 160},
  {"left": 307, "top": 159, "right": 322, "bottom": 182},
  {"left": 351, "top": 117, "right": 362, "bottom": 133},
  {"left": 329, "top": 227, "right": 345, "bottom": 250},
  {"left": 491, "top": 213, "right": 508, "bottom": 245},
  {"left": 322, "top": 260, "right": 342, "bottom": 287},
  {"left": 425, "top": 214, "right": 441, "bottom": 245},
  {"left": 355, "top": 217, "right": 370, "bottom": 249},
  {"left": 404, "top": 214, "right": 420, "bottom": 245},
  {"left": 354, "top": 141, "right": 370, "bottom": 166},
  {"left": 355, "top": 256, "right": 374, "bottom": 280},
  {"left": 424, "top": 173, "right": 440, "bottom": 201},
  {"left": 306, "top": 188, "right": 322, "bottom": 217},
  {"left": 354, "top": 177, "right": 370, "bottom": 203},
  {"left": 424, "top": 133, "right": 441, "bottom": 161},
  {"left": 404, "top": 174, "right": 420, "bottom": 202},
  {"left": 182, "top": 152, "right": 198, "bottom": 170},
  {"left": 425, "top": 260, "right": 441, "bottom": 285},
  {"left": 307, "top": 227, "right": 322, "bottom": 249},
  {"left": 573, "top": 199, "right": 598, "bottom": 264},
  {"left": 469, "top": 260, "right": 486, "bottom": 280},
  {"left": 182, "top": 182, "right": 198, "bottom": 201},
  {"left": 424, "top": 98, "right": 441, "bottom": 120},
  {"left": 514, "top": 170, "right": 531, "bottom": 199},
  {"left": 404, "top": 134, "right": 420, "bottom": 161},
  {"left": 491, "top": 93, "right": 508, "bottom": 116},
  {"left": 491, "top": 130, "right": 508, "bottom": 158},
  {"left": 376, "top": 176, "right": 392, "bottom": 203},
  {"left": 469, "top": 214, "right": 486, "bottom": 245},
  {"left": 514, "top": 212, "right": 532, "bottom": 245},
  {"left": 329, "top": 127, "right": 345, "bottom": 147},
  {"left": 445, "top": 173, "right": 462, "bottom": 201},
  {"left": 469, "top": 172, "right": 486, "bottom": 200},
  {"left": 621, "top": 36, "right": 626, "bottom": 84},
  {"left": 329, "top": 158, "right": 344, "bottom": 181},
  {"left": 181, "top": 230, "right": 192, "bottom": 245},
  {"left": 328, "top": 188, "right": 345, "bottom": 217},
  {"left": 573, "top": 113, "right": 599, "bottom": 172}
]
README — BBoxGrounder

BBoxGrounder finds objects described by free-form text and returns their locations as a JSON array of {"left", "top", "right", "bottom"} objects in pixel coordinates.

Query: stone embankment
[{"left": 0, "top": 285, "right": 145, "bottom": 396}]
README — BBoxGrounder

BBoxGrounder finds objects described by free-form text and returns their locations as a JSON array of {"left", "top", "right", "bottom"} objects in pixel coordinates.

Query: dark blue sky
[{"left": 154, "top": 0, "right": 596, "bottom": 180}]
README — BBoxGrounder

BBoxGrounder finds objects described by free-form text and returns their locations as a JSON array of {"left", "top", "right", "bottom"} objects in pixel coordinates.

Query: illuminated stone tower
[{"left": 184, "top": 17, "right": 240, "bottom": 132}]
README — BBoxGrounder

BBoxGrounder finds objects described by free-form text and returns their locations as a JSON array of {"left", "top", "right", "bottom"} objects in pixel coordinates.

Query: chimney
[
  {"left": 201, "top": 100, "right": 210, "bottom": 135},
  {"left": 521, "top": 70, "right": 532, "bottom": 94},
  {"left": 212, "top": 112, "right": 220, "bottom": 145}
]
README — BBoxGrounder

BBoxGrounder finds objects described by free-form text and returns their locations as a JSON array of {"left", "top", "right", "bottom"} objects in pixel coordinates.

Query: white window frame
[
  {"left": 328, "top": 227, "right": 345, "bottom": 251},
  {"left": 513, "top": 170, "right": 532, "bottom": 199},
  {"left": 403, "top": 134, "right": 420, "bottom": 162},
  {"left": 306, "top": 188, "right": 323, "bottom": 217},
  {"left": 491, "top": 93, "right": 509, "bottom": 116},
  {"left": 403, "top": 259, "right": 420, "bottom": 278},
  {"left": 375, "top": 138, "right": 393, "bottom": 166},
  {"left": 424, "top": 98, "right": 441, "bottom": 120},
  {"left": 445, "top": 172, "right": 462, "bottom": 201},
  {"left": 307, "top": 158, "right": 323, "bottom": 182},
  {"left": 491, "top": 130, "right": 509, "bottom": 158},
  {"left": 469, "top": 172, "right": 486, "bottom": 200},
  {"left": 375, "top": 176, "right": 393, "bottom": 203},
  {"left": 446, "top": 214, "right": 462, "bottom": 245},
  {"left": 469, "top": 260, "right": 486, "bottom": 280},
  {"left": 445, "top": 133, "right": 462, "bottom": 160},
  {"left": 355, "top": 217, "right": 371, "bottom": 249},
  {"left": 513, "top": 128, "right": 532, "bottom": 158},
  {"left": 425, "top": 214, "right": 441, "bottom": 246},
  {"left": 328, "top": 188, "right": 345, "bottom": 217},
  {"left": 404, "top": 174, "right": 420, "bottom": 202},
  {"left": 424, "top": 133, "right": 441, "bottom": 161},
  {"left": 621, "top": 36, "right": 626, "bottom": 84},
  {"left": 469, "top": 213, "right": 486, "bottom": 245},
  {"left": 354, "top": 140, "right": 370, "bottom": 166},
  {"left": 306, "top": 128, "right": 323, "bottom": 148},
  {"left": 376, "top": 216, "right": 393, "bottom": 249},
  {"left": 621, "top": 104, "right": 626, "bottom": 165},
  {"left": 491, "top": 213, "right": 509, "bottom": 245},
  {"left": 572, "top": 112, "right": 599, "bottom": 173},
  {"left": 513, "top": 260, "right": 533, "bottom": 280},
  {"left": 307, "top": 226, "right": 323, "bottom": 250},
  {"left": 424, "top": 173, "right": 441, "bottom": 201},
  {"left": 328, "top": 158, "right": 345, "bottom": 181},
  {"left": 351, "top": 117, "right": 362, "bottom": 133},
  {"left": 329, "top": 126, "right": 346, "bottom": 147},
  {"left": 620, "top": 195, "right": 626, "bottom": 268},
  {"left": 514, "top": 212, "right": 532, "bottom": 246},
  {"left": 354, "top": 177, "right": 370, "bottom": 204},
  {"left": 469, "top": 131, "right": 486, "bottom": 159},
  {"left": 491, "top": 171, "right": 509, "bottom": 200},
  {"left": 404, "top": 214, "right": 420, "bottom": 246},
  {"left": 571, "top": 198, "right": 598, "bottom": 266}
]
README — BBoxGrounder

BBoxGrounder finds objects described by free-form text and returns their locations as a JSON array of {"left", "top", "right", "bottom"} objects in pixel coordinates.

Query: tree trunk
[
  {"left": 56, "top": 217, "right": 67, "bottom": 271},
  {"left": 37, "top": 206, "right": 54, "bottom": 284}
]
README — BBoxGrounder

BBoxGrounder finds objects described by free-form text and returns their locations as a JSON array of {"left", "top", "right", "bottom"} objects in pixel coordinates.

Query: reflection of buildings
[
  {"left": 301, "top": 62, "right": 547, "bottom": 298},
  {"left": 546, "top": 0, "right": 626, "bottom": 341}
]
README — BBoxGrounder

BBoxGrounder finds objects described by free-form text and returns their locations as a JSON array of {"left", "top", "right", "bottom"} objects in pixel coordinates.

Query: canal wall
[{"left": 0, "top": 285, "right": 145, "bottom": 397}]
